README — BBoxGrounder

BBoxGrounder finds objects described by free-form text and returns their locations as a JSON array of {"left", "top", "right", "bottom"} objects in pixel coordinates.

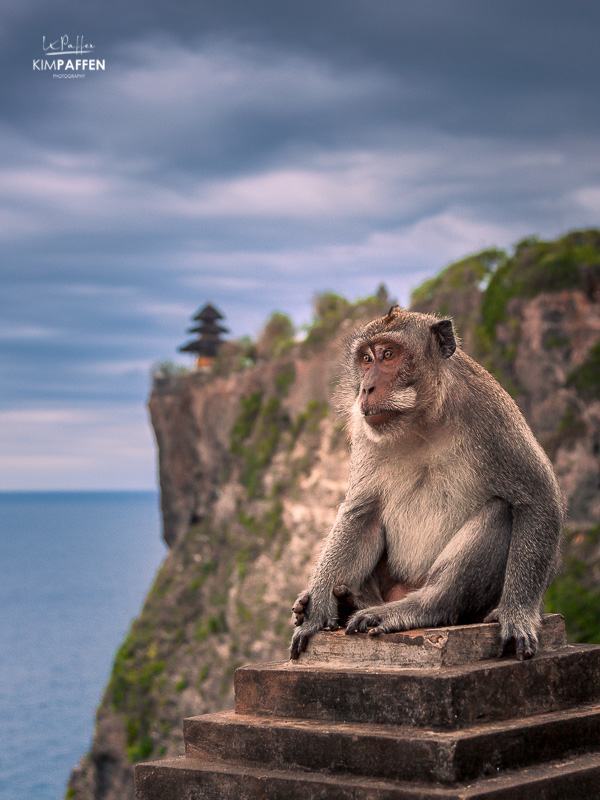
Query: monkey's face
[
  {"left": 340, "top": 308, "right": 457, "bottom": 442},
  {"left": 355, "top": 338, "right": 417, "bottom": 431}
]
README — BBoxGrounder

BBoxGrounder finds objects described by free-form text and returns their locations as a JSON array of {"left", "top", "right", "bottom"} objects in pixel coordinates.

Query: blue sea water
[{"left": 0, "top": 491, "right": 167, "bottom": 800}]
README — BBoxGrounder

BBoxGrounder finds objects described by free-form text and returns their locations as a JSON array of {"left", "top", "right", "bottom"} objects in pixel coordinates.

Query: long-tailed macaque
[{"left": 290, "top": 307, "right": 564, "bottom": 661}]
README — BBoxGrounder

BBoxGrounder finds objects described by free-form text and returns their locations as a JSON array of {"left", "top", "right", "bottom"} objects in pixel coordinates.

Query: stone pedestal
[{"left": 135, "top": 614, "right": 600, "bottom": 799}]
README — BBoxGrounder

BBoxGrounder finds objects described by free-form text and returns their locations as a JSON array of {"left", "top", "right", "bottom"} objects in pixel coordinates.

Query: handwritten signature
[{"left": 42, "top": 35, "right": 95, "bottom": 55}]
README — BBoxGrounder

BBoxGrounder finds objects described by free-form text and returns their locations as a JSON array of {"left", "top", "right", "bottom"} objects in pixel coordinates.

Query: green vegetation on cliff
[
  {"left": 567, "top": 338, "right": 600, "bottom": 400},
  {"left": 545, "top": 526, "right": 600, "bottom": 643},
  {"left": 303, "top": 284, "right": 393, "bottom": 348},
  {"left": 480, "top": 230, "right": 600, "bottom": 336},
  {"left": 411, "top": 248, "right": 504, "bottom": 318}
]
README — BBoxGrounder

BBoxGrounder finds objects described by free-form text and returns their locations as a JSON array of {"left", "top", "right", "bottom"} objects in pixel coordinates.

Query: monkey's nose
[{"left": 362, "top": 385, "right": 375, "bottom": 396}]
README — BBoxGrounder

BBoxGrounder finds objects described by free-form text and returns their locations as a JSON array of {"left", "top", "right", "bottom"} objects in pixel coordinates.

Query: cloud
[
  {"left": 568, "top": 185, "right": 600, "bottom": 215},
  {"left": 2, "top": 5, "right": 600, "bottom": 488},
  {"left": 0, "top": 323, "right": 61, "bottom": 341},
  {"left": 0, "top": 406, "right": 156, "bottom": 490}
]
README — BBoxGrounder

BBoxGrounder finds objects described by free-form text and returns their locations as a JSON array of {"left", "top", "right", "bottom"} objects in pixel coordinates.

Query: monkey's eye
[
  {"left": 383, "top": 349, "right": 394, "bottom": 360},
  {"left": 362, "top": 353, "right": 372, "bottom": 363}
]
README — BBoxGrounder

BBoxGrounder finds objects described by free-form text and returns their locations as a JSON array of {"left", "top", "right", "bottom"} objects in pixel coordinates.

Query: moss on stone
[
  {"left": 234, "top": 394, "right": 291, "bottom": 498},
  {"left": 231, "top": 391, "right": 264, "bottom": 455},
  {"left": 108, "top": 633, "right": 167, "bottom": 763},
  {"left": 196, "top": 664, "right": 209, "bottom": 688},
  {"left": 274, "top": 362, "right": 296, "bottom": 397},
  {"left": 290, "top": 400, "right": 329, "bottom": 446}
]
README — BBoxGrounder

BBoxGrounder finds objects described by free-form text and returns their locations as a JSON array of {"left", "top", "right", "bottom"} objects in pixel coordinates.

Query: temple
[{"left": 178, "top": 302, "right": 228, "bottom": 370}]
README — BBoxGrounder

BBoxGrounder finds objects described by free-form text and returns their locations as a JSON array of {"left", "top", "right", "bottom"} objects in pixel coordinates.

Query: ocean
[{"left": 0, "top": 491, "right": 167, "bottom": 800}]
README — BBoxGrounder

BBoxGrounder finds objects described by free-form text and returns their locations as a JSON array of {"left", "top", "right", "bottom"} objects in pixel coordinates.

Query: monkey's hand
[
  {"left": 289, "top": 592, "right": 340, "bottom": 660},
  {"left": 484, "top": 607, "right": 540, "bottom": 661},
  {"left": 291, "top": 592, "right": 312, "bottom": 627}
]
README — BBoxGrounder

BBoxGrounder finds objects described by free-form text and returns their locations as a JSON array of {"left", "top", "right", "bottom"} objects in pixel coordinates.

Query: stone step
[
  {"left": 235, "top": 645, "right": 600, "bottom": 728},
  {"left": 300, "top": 614, "right": 566, "bottom": 668},
  {"left": 135, "top": 750, "right": 600, "bottom": 799},
  {"left": 183, "top": 703, "right": 600, "bottom": 785}
]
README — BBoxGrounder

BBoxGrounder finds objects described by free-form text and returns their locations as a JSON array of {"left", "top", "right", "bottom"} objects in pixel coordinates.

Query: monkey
[{"left": 290, "top": 306, "right": 564, "bottom": 662}]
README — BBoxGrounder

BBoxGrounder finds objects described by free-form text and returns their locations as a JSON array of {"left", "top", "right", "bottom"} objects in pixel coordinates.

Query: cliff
[{"left": 67, "top": 230, "right": 600, "bottom": 800}]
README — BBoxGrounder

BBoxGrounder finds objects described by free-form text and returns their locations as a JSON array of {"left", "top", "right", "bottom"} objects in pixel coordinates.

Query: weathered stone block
[
  {"left": 183, "top": 703, "right": 600, "bottom": 784},
  {"left": 234, "top": 646, "right": 600, "bottom": 728},
  {"left": 299, "top": 614, "right": 566, "bottom": 668},
  {"left": 135, "top": 751, "right": 600, "bottom": 799}
]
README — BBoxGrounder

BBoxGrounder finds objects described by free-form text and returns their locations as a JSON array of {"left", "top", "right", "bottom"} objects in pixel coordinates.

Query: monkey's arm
[
  {"left": 484, "top": 486, "right": 563, "bottom": 658},
  {"left": 477, "top": 414, "right": 565, "bottom": 657},
  {"left": 290, "top": 497, "right": 384, "bottom": 660}
]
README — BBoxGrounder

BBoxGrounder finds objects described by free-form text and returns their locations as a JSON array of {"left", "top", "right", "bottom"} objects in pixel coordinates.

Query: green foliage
[
  {"left": 237, "top": 498, "right": 289, "bottom": 564},
  {"left": 543, "top": 334, "right": 570, "bottom": 350},
  {"left": 197, "top": 664, "right": 210, "bottom": 688},
  {"left": 481, "top": 230, "right": 600, "bottom": 337},
  {"left": 545, "top": 555, "right": 600, "bottom": 643},
  {"left": 230, "top": 391, "right": 263, "bottom": 455},
  {"left": 303, "top": 292, "right": 350, "bottom": 347},
  {"left": 240, "top": 397, "right": 284, "bottom": 497},
  {"left": 232, "top": 391, "right": 291, "bottom": 498},
  {"left": 151, "top": 360, "right": 189, "bottom": 379},
  {"left": 108, "top": 633, "right": 166, "bottom": 763},
  {"left": 290, "top": 400, "right": 329, "bottom": 445},
  {"left": 566, "top": 338, "right": 600, "bottom": 400},
  {"left": 274, "top": 362, "right": 296, "bottom": 397},
  {"left": 256, "top": 312, "right": 295, "bottom": 359},
  {"left": 212, "top": 336, "right": 257, "bottom": 374},
  {"left": 194, "top": 611, "right": 229, "bottom": 642},
  {"left": 175, "top": 677, "right": 187, "bottom": 692},
  {"left": 303, "top": 286, "right": 393, "bottom": 348},
  {"left": 556, "top": 405, "right": 587, "bottom": 447},
  {"left": 188, "top": 558, "right": 217, "bottom": 592},
  {"left": 410, "top": 249, "right": 504, "bottom": 311}
]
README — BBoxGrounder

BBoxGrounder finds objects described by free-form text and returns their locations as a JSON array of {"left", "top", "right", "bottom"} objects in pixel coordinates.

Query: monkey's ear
[
  {"left": 386, "top": 304, "right": 401, "bottom": 319},
  {"left": 431, "top": 320, "right": 456, "bottom": 358}
]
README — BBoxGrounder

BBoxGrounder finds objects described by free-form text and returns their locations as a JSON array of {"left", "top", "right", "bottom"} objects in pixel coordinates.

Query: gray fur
[{"left": 290, "top": 308, "right": 565, "bottom": 661}]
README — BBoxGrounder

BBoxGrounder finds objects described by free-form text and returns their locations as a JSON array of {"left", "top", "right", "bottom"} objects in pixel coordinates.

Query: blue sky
[{"left": 2, "top": 1, "right": 600, "bottom": 490}]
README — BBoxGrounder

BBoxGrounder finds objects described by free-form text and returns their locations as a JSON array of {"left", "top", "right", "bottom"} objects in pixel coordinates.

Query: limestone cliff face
[
  {"left": 67, "top": 232, "right": 600, "bottom": 800},
  {"left": 508, "top": 290, "right": 600, "bottom": 523}
]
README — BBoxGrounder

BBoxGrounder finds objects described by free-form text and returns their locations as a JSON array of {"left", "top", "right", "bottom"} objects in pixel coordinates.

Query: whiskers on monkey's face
[{"left": 352, "top": 386, "right": 418, "bottom": 442}]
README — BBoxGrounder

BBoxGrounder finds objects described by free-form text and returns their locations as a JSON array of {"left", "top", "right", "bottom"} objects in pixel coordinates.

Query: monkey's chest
[{"left": 381, "top": 464, "right": 479, "bottom": 582}]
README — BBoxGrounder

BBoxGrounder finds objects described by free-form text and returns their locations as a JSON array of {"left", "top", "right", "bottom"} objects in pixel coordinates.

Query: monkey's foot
[
  {"left": 483, "top": 608, "right": 539, "bottom": 660},
  {"left": 344, "top": 607, "right": 388, "bottom": 635},
  {"left": 344, "top": 599, "right": 427, "bottom": 636}
]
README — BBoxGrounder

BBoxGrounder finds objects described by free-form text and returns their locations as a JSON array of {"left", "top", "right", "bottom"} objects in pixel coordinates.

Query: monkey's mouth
[{"left": 363, "top": 408, "right": 404, "bottom": 427}]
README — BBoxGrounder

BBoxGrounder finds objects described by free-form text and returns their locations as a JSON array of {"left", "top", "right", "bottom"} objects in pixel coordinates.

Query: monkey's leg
[{"left": 345, "top": 499, "right": 525, "bottom": 652}]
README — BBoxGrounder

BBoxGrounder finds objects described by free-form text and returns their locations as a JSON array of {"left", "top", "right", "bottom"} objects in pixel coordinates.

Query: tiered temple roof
[{"left": 178, "top": 302, "right": 228, "bottom": 358}]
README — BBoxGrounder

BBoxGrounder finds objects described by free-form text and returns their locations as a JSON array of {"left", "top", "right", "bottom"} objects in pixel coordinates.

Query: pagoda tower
[{"left": 178, "top": 302, "right": 228, "bottom": 371}]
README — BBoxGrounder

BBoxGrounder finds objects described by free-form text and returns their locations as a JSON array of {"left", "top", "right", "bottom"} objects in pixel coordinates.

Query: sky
[{"left": 1, "top": 1, "right": 600, "bottom": 490}]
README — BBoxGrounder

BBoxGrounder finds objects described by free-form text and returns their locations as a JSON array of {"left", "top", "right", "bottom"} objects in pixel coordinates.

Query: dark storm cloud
[{"left": 1, "top": 0, "right": 600, "bottom": 488}]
